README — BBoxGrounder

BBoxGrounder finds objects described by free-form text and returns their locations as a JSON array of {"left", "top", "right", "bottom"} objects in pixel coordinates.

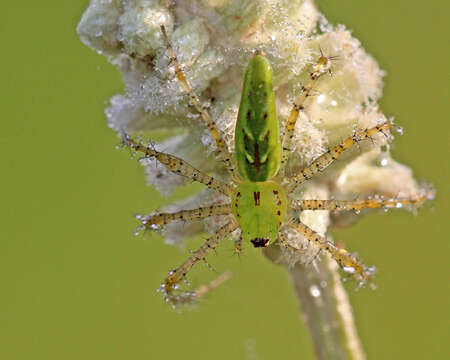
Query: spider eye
[{"left": 250, "top": 238, "right": 269, "bottom": 248}]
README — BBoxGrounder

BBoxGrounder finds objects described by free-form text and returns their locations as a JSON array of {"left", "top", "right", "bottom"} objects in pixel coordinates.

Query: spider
[{"left": 120, "top": 26, "right": 432, "bottom": 305}]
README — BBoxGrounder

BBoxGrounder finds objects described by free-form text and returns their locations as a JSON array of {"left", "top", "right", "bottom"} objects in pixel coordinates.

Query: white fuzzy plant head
[{"left": 78, "top": 0, "right": 430, "bottom": 264}]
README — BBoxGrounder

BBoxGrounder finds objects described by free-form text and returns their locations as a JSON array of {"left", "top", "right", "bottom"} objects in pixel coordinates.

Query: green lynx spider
[{"left": 121, "top": 26, "right": 432, "bottom": 305}]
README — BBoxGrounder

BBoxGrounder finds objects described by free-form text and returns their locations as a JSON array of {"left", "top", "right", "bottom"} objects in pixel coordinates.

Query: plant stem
[{"left": 264, "top": 247, "right": 366, "bottom": 360}]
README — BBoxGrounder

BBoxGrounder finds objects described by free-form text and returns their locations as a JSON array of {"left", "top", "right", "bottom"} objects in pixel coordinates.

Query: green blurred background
[{"left": 1, "top": 1, "right": 448, "bottom": 359}]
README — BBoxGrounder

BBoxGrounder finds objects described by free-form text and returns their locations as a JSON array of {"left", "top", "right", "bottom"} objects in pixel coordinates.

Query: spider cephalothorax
[
  {"left": 120, "top": 26, "right": 433, "bottom": 305},
  {"left": 232, "top": 180, "right": 287, "bottom": 247}
]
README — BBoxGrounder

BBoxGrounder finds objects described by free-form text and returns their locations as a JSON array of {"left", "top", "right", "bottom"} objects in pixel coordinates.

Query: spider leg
[
  {"left": 280, "top": 53, "right": 335, "bottom": 175},
  {"left": 161, "top": 220, "right": 239, "bottom": 305},
  {"left": 282, "top": 219, "right": 374, "bottom": 287},
  {"left": 122, "top": 135, "right": 233, "bottom": 196},
  {"left": 293, "top": 188, "right": 434, "bottom": 212},
  {"left": 234, "top": 234, "right": 243, "bottom": 256},
  {"left": 135, "top": 204, "right": 232, "bottom": 233},
  {"left": 285, "top": 121, "right": 393, "bottom": 190},
  {"left": 160, "top": 25, "right": 237, "bottom": 181}
]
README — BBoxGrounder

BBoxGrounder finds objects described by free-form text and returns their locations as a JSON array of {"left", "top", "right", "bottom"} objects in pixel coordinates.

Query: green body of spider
[{"left": 232, "top": 53, "right": 286, "bottom": 248}]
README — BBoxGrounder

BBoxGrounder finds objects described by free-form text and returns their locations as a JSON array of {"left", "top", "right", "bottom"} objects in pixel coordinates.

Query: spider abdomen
[{"left": 235, "top": 52, "right": 281, "bottom": 182}]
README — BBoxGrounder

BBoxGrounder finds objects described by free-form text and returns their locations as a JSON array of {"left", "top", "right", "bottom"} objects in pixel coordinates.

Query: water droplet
[
  {"left": 380, "top": 158, "right": 388, "bottom": 167},
  {"left": 309, "top": 285, "right": 321, "bottom": 298},
  {"left": 343, "top": 266, "right": 355, "bottom": 274},
  {"left": 317, "top": 94, "right": 326, "bottom": 104},
  {"left": 133, "top": 225, "right": 145, "bottom": 236}
]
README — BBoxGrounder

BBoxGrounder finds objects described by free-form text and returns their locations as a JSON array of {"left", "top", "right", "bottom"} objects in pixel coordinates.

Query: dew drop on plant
[
  {"left": 309, "top": 285, "right": 321, "bottom": 298},
  {"left": 133, "top": 225, "right": 145, "bottom": 236},
  {"left": 343, "top": 266, "right": 355, "bottom": 274}
]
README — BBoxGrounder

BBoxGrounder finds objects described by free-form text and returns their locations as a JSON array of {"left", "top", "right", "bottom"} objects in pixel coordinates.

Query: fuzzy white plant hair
[{"left": 78, "top": 0, "right": 428, "bottom": 251}]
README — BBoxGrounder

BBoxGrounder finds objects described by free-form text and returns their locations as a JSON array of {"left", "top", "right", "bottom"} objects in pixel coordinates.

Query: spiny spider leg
[
  {"left": 234, "top": 234, "right": 243, "bottom": 256},
  {"left": 280, "top": 51, "right": 336, "bottom": 175},
  {"left": 294, "top": 190, "right": 434, "bottom": 212},
  {"left": 122, "top": 135, "right": 233, "bottom": 196},
  {"left": 136, "top": 204, "right": 232, "bottom": 233},
  {"left": 137, "top": 204, "right": 232, "bottom": 230},
  {"left": 160, "top": 25, "right": 237, "bottom": 181},
  {"left": 162, "top": 220, "right": 239, "bottom": 305},
  {"left": 285, "top": 121, "right": 393, "bottom": 191},
  {"left": 284, "top": 219, "right": 374, "bottom": 286}
]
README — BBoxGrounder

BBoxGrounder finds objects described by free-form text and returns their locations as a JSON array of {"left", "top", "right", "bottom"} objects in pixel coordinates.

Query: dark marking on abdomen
[
  {"left": 253, "top": 191, "right": 261, "bottom": 206},
  {"left": 253, "top": 142, "right": 261, "bottom": 172}
]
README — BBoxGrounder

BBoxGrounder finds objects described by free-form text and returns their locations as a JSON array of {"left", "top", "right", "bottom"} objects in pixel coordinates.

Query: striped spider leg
[
  {"left": 161, "top": 220, "right": 239, "bottom": 305},
  {"left": 160, "top": 25, "right": 238, "bottom": 181},
  {"left": 279, "top": 48, "right": 339, "bottom": 177},
  {"left": 278, "top": 219, "right": 376, "bottom": 287},
  {"left": 279, "top": 122, "right": 433, "bottom": 285},
  {"left": 233, "top": 234, "right": 243, "bottom": 256},
  {"left": 282, "top": 121, "right": 395, "bottom": 192},
  {"left": 135, "top": 204, "right": 232, "bottom": 233},
  {"left": 122, "top": 135, "right": 233, "bottom": 196},
  {"left": 122, "top": 135, "right": 237, "bottom": 304},
  {"left": 293, "top": 191, "right": 434, "bottom": 213},
  {"left": 279, "top": 186, "right": 434, "bottom": 286}
]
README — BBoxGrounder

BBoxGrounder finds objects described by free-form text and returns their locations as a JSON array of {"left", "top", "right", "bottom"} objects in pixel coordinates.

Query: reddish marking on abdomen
[{"left": 253, "top": 191, "right": 261, "bottom": 206}]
